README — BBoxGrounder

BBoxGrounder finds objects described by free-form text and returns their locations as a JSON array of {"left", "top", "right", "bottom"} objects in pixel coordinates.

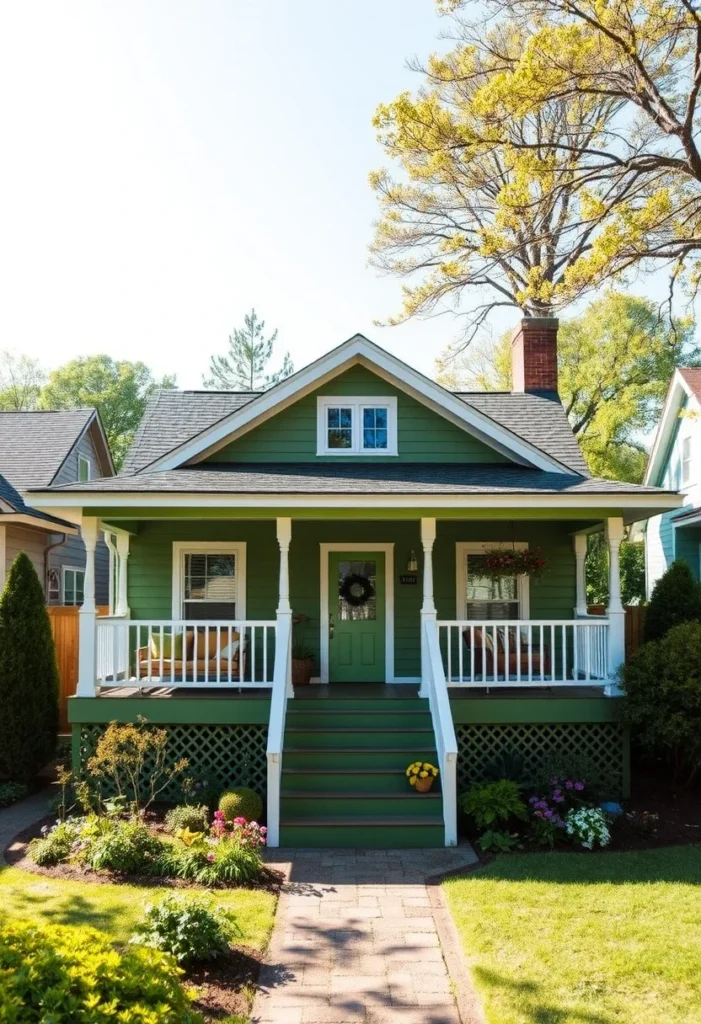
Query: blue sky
[
  {"left": 0, "top": 0, "right": 469, "bottom": 387},
  {"left": 0, "top": 1, "right": 676, "bottom": 390}
]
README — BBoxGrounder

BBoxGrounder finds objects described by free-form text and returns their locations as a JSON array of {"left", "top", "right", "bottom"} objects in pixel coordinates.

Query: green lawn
[
  {"left": 443, "top": 846, "right": 701, "bottom": 1024},
  {"left": 0, "top": 866, "right": 276, "bottom": 950}
]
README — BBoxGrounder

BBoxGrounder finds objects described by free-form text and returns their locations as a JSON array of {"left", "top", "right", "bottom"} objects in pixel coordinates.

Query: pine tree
[
  {"left": 644, "top": 560, "right": 701, "bottom": 643},
  {"left": 203, "top": 309, "right": 293, "bottom": 391},
  {"left": 0, "top": 553, "right": 59, "bottom": 780}
]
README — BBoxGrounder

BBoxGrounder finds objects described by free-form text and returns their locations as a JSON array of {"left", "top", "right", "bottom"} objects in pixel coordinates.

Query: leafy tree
[
  {"left": 585, "top": 533, "right": 645, "bottom": 607},
  {"left": 0, "top": 553, "right": 59, "bottom": 780},
  {"left": 644, "top": 560, "right": 701, "bottom": 642},
  {"left": 370, "top": 13, "right": 629, "bottom": 340},
  {"left": 40, "top": 356, "right": 176, "bottom": 469},
  {"left": 204, "top": 309, "right": 293, "bottom": 390},
  {"left": 621, "top": 621, "right": 701, "bottom": 785},
  {"left": 0, "top": 351, "right": 45, "bottom": 410},
  {"left": 436, "top": 292, "right": 700, "bottom": 480},
  {"left": 441, "top": 0, "right": 701, "bottom": 304}
]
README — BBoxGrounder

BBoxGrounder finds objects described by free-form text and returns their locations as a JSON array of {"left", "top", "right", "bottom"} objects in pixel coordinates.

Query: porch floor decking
[{"left": 92, "top": 682, "right": 608, "bottom": 700}]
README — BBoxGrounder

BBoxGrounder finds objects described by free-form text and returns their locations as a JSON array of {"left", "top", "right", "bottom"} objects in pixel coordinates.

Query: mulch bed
[{"left": 186, "top": 946, "right": 264, "bottom": 1021}]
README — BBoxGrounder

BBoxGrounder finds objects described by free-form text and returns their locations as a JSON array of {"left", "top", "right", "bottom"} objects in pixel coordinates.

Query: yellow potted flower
[{"left": 405, "top": 760, "right": 439, "bottom": 793}]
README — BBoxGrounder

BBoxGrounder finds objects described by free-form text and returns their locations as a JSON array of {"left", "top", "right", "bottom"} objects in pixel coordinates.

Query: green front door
[{"left": 329, "top": 552, "right": 385, "bottom": 683}]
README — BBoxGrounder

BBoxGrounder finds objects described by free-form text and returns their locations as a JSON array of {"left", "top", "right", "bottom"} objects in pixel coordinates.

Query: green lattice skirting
[
  {"left": 456, "top": 722, "right": 627, "bottom": 797},
  {"left": 77, "top": 723, "right": 268, "bottom": 803}
]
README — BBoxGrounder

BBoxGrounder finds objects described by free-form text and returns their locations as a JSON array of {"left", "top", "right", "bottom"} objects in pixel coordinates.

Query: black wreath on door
[{"left": 339, "top": 573, "right": 375, "bottom": 607}]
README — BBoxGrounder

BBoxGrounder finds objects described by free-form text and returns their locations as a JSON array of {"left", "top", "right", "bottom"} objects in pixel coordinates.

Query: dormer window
[{"left": 317, "top": 396, "right": 398, "bottom": 456}]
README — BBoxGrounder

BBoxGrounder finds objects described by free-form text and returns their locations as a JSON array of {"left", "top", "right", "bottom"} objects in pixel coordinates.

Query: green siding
[
  {"left": 126, "top": 517, "right": 578, "bottom": 680},
  {"left": 205, "top": 365, "right": 510, "bottom": 464}
]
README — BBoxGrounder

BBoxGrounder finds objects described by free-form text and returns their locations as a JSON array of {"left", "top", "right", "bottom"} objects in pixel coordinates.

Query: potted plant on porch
[{"left": 292, "top": 613, "right": 315, "bottom": 685}]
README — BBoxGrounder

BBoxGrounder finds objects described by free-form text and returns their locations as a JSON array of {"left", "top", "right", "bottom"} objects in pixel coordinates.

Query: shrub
[
  {"left": 625, "top": 810, "right": 659, "bottom": 836},
  {"left": 29, "top": 820, "right": 81, "bottom": 866},
  {"left": 159, "top": 832, "right": 263, "bottom": 886},
  {"left": 620, "top": 621, "right": 701, "bottom": 784},
  {"left": 0, "top": 920, "right": 203, "bottom": 1022},
  {"left": 179, "top": 769, "right": 224, "bottom": 809},
  {"left": 482, "top": 750, "right": 527, "bottom": 785},
  {"left": 644, "top": 560, "right": 701, "bottom": 642},
  {"left": 81, "top": 816, "right": 164, "bottom": 874},
  {"left": 565, "top": 807, "right": 611, "bottom": 850},
  {"left": 165, "top": 804, "right": 210, "bottom": 834},
  {"left": 131, "top": 894, "right": 233, "bottom": 964},
  {"left": 0, "top": 553, "right": 59, "bottom": 781},
  {"left": 0, "top": 781, "right": 28, "bottom": 808},
  {"left": 87, "top": 719, "right": 189, "bottom": 812},
  {"left": 460, "top": 780, "right": 527, "bottom": 830},
  {"left": 477, "top": 829, "right": 521, "bottom": 853},
  {"left": 219, "top": 787, "right": 263, "bottom": 823}
]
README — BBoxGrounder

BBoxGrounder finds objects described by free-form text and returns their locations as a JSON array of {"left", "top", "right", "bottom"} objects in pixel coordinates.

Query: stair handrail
[
  {"left": 423, "top": 616, "right": 458, "bottom": 846},
  {"left": 266, "top": 613, "right": 292, "bottom": 847}
]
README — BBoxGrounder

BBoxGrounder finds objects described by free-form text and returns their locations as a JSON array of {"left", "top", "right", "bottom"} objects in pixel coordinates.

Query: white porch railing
[
  {"left": 437, "top": 619, "right": 610, "bottom": 687},
  {"left": 95, "top": 619, "right": 277, "bottom": 688},
  {"left": 423, "top": 618, "right": 458, "bottom": 846},
  {"left": 266, "top": 614, "right": 292, "bottom": 848}
]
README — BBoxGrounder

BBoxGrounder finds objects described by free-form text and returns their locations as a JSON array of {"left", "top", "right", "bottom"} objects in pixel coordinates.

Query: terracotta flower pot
[{"left": 414, "top": 775, "right": 435, "bottom": 793}]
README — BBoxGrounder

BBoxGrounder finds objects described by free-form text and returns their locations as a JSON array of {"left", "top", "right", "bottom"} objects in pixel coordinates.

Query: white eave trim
[
  {"left": 30, "top": 489, "right": 683, "bottom": 512},
  {"left": 645, "top": 369, "right": 700, "bottom": 486},
  {"left": 0, "top": 513, "right": 78, "bottom": 534},
  {"left": 139, "top": 335, "right": 577, "bottom": 477}
]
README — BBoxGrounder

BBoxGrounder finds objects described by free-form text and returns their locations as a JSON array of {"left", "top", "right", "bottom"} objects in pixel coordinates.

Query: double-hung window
[
  {"left": 456, "top": 543, "right": 529, "bottom": 620},
  {"left": 682, "top": 436, "right": 693, "bottom": 486},
  {"left": 317, "top": 396, "right": 397, "bottom": 455},
  {"left": 173, "top": 542, "right": 246, "bottom": 621},
  {"left": 62, "top": 566, "right": 85, "bottom": 606}
]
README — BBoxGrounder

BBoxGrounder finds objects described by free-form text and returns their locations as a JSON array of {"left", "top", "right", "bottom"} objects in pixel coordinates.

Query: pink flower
[
  {"left": 207, "top": 852, "right": 215, "bottom": 862},
  {"left": 234, "top": 816, "right": 246, "bottom": 826},
  {"left": 214, "top": 810, "right": 224, "bottom": 820}
]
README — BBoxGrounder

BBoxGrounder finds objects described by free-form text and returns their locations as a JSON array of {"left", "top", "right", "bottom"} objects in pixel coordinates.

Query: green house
[{"left": 32, "top": 323, "right": 681, "bottom": 848}]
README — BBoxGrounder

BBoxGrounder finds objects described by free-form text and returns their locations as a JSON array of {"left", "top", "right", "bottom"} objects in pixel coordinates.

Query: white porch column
[
  {"left": 77, "top": 516, "right": 99, "bottom": 696},
  {"left": 276, "top": 517, "right": 293, "bottom": 697},
  {"left": 419, "top": 517, "right": 437, "bottom": 697},
  {"left": 573, "top": 533, "right": 588, "bottom": 617},
  {"left": 115, "top": 532, "right": 130, "bottom": 617},
  {"left": 605, "top": 517, "right": 626, "bottom": 696}
]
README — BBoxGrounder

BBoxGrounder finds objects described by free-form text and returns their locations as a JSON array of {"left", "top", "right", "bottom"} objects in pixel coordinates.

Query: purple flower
[
  {"left": 574, "top": 782, "right": 584, "bottom": 792},
  {"left": 544, "top": 809, "right": 553, "bottom": 819},
  {"left": 565, "top": 780, "right": 574, "bottom": 790}
]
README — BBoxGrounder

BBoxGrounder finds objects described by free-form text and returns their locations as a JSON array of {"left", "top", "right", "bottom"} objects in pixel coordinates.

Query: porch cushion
[{"left": 150, "top": 631, "right": 190, "bottom": 660}]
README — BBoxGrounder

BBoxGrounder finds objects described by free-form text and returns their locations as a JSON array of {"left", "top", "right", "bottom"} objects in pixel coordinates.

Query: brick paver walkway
[{"left": 253, "top": 846, "right": 478, "bottom": 1024}]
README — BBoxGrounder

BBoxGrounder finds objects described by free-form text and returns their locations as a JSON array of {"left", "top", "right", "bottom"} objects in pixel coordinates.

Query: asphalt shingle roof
[
  {"left": 0, "top": 409, "right": 95, "bottom": 489},
  {"left": 680, "top": 367, "right": 701, "bottom": 402},
  {"left": 121, "top": 388, "right": 588, "bottom": 476},
  {"left": 0, "top": 471, "right": 74, "bottom": 528},
  {"left": 43, "top": 462, "right": 673, "bottom": 497}
]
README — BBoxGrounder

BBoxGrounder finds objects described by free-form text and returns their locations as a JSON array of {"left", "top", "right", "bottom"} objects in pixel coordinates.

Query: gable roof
[
  {"left": 0, "top": 470, "right": 75, "bottom": 530},
  {"left": 0, "top": 409, "right": 114, "bottom": 489},
  {"left": 121, "top": 335, "right": 585, "bottom": 477},
  {"left": 644, "top": 367, "right": 701, "bottom": 486}
]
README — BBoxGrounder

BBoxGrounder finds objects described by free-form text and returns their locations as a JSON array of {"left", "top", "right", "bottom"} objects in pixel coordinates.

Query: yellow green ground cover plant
[{"left": 443, "top": 846, "right": 701, "bottom": 1024}]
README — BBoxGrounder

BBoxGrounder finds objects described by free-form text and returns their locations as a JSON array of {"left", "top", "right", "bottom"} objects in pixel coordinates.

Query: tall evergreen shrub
[
  {"left": 0, "top": 552, "right": 59, "bottom": 779},
  {"left": 644, "top": 560, "right": 701, "bottom": 642}
]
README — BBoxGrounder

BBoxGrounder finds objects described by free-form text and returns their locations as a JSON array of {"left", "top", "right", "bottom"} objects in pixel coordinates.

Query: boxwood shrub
[{"left": 0, "top": 920, "right": 203, "bottom": 1022}]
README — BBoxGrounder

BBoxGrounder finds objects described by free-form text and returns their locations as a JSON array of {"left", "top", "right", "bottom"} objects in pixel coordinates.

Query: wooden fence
[
  {"left": 48, "top": 606, "right": 109, "bottom": 731},
  {"left": 587, "top": 605, "right": 646, "bottom": 659}
]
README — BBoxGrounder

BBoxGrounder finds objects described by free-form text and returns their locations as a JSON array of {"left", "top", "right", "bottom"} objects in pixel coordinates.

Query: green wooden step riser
[
  {"left": 281, "top": 771, "right": 417, "bottom": 793},
  {"left": 279, "top": 824, "right": 445, "bottom": 848},
  {"left": 283, "top": 750, "right": 436, "bottom": 769},
  {"left": 281, "top": 794, "right": 441, "bottom": 817},
  {"left": 290, "top": 699, "right": 425, "bottom": 711},
  {"left": 287, "top": 712, "right": 433, "bottom": 729},
  {"left": 285, "top": 730, "right": 432, "bottom": 750}
]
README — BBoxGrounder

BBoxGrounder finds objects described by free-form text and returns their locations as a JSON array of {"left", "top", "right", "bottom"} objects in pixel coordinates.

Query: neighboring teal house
[
  {"left": 32, "top": 323, "right": 681, "bottom": 848},
  {"left": 644, "top": 367, "right": 701, "bottom": 594}
]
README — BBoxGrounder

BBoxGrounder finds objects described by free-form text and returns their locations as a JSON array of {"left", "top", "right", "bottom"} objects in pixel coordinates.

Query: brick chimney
[{"left": 511, "top": 317, "right": 559, "bottom": 397}]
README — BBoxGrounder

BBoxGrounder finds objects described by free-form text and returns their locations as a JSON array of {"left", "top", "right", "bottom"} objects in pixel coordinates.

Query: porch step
[{"left": 280, "top": 695, "right": 444, "bottom": 848}]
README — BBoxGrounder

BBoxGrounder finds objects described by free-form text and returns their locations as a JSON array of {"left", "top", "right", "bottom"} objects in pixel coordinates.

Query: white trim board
[
  {"left": 319, "top": 542, "right": 395, "bottom": 684},
  {"left": 171, "top": 541, "right": 247, "bottom": 620},
  {"left": 140, "top": 335, "right": 576, "bottom": 476},
  {"left": 455, "top": 541, "right": 530, "bottom": 619}
]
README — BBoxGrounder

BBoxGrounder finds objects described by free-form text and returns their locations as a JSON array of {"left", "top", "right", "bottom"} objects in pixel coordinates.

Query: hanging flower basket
[{"left": 481, "top": 548, "right": 548, "bottom": 581}]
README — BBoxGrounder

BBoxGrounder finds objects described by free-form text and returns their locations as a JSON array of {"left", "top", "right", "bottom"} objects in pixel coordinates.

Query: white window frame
[
  {"left": 316, "top": 396, "right": 398, "bottom": 456},
  {"left": 78, "top": 454, "right": 91, "bottom": 482},
  {"left": 681, "top": 435, "right": 692, "bottom": 486},
  {"left": 171, "top": 541, "right": 247, "bottom": 620},
  {"left": 62, "top": 565, "right": 85, "bottom": 606},
  {"left": 455, "top": 541, "right": 530, "bottom": 620}
]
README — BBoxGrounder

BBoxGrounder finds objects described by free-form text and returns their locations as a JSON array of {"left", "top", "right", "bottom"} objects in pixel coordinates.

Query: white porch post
[
  {"left": 276, "top": 517, "right": 293, "bottom": 697},
  {"left": 605, "top": 517, "right": 626, "bottom": 696},
  {"left": 419, "top": 517, "right": 437, "bottom": 697},
  {"left": 77, "top": 516, "right": 98, "bottom": 696},
  {"left": 573, "top": 533, "right": 588, "bottom": 617},
  {"left": 115, "top": 532, "right": 130, "bottom": 617}
]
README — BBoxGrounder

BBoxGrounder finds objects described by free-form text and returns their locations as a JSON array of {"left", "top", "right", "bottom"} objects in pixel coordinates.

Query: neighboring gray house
[
  {"left": 0, "top": 409, "right": 114, "bottom": 604},
  {"left": 644, "top": 367, "right": 701, "bottom": 594}
]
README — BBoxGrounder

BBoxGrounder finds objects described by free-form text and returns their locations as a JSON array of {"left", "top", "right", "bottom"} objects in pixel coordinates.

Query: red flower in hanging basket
[{"left": 482, "top": 548, "right": 548, "bottom": 580}]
